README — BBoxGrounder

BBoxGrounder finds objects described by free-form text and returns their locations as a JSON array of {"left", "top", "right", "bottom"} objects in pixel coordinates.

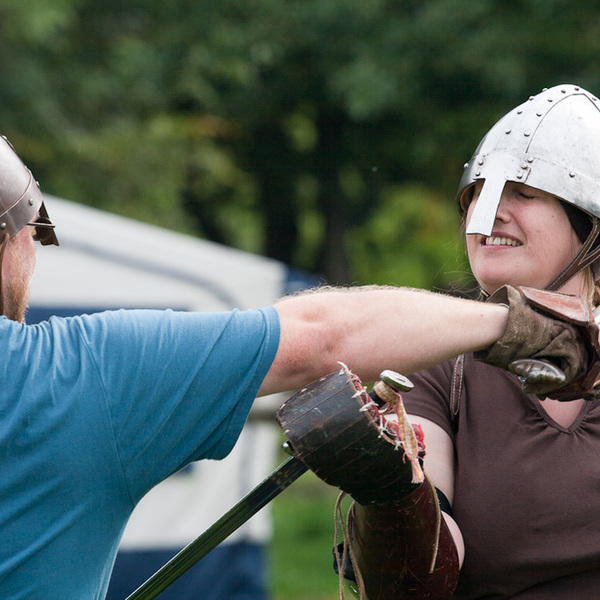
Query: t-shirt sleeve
[
  {"left": 402, "top": 359, "right": 456, "bottom": 439},
  {"left": 63, "top": 307, "right": 280, "bottom": 501}
]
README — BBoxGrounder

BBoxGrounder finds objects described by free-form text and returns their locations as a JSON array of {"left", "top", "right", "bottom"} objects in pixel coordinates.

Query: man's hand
[{"left": 477, "top": 285, "right": 600, "bottom": 400}]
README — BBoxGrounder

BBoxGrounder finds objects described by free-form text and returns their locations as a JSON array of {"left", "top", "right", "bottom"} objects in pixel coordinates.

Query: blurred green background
[
  {"left": 270, "top": 466, "right": 343, "bottom": 600},
  {"left": 7, "top": 0, "right": 600, "bottom": 291},
  {"left": 5, "top": 1, "right": 600, "bottom": 597}
]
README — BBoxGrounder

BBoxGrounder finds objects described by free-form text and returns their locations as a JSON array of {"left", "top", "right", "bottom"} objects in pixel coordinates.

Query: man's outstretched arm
[{"left": 259, "top": 286, "right": 508, "bottom": 396}]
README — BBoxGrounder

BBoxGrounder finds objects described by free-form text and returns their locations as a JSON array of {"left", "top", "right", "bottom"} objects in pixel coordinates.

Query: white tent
[
  {"left": 27, "top": 196, "right": 314, "bottom": 567},
  {"left": 30, "top": 195, "right": 294, "bottom": 315}
]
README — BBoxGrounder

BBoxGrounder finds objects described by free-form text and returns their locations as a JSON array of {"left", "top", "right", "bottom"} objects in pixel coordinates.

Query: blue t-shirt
[{"left": 0, "top": 306, "right": 280, "bottom": 599}]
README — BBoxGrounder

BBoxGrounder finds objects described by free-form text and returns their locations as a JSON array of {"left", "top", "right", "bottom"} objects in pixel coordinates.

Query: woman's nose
[{"left": 494, "top": 192, "right": 515, "bottom": 222}]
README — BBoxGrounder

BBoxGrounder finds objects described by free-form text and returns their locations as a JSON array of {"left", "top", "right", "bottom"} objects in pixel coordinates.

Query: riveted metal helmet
[
  {"left": 0, "top": 135, "right": 58, "bottom": 246},
  {"left": 458, "top": 84, "right": 600, "bottom": 290}
]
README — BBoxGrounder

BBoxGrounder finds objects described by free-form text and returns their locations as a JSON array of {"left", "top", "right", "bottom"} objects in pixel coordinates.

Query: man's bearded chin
[{"left": 3, "top": 275, "right": 31, "bottom": 323}]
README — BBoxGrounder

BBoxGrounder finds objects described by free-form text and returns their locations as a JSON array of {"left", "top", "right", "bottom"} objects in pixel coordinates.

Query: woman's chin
[{"left": 478, "top": 277, "right": 526, "bottom": 296}]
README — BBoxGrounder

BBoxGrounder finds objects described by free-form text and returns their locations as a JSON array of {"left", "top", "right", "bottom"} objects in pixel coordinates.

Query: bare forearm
[
  {"left": 260, "top": 286, "right": 507, "bottom": 395},
  {"left": 321, "top": 287, "right": 507, "bottom": 375}
]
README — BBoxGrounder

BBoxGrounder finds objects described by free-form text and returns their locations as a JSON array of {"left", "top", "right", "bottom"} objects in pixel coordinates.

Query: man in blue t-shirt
[{"left": 0, "top": 135, "right": 593, "bottom": 599}]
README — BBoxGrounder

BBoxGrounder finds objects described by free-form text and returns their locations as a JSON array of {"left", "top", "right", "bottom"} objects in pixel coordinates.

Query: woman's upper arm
[
  {"left": 408, "top": 415, "right": 455, "bottom": 503},
  {"left": 409, "top": 414, "right": 464, "bottom": 565}
]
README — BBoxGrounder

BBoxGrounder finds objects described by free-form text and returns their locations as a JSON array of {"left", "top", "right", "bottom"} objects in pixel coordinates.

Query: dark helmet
[{"left": 0, "top": 135, "right": 58, "bottom": 246}]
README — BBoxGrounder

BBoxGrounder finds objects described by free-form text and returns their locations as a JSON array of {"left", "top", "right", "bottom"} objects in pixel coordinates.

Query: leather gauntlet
[
  {"left": 277, "top": 368, "right": 460, "bottom": 599},
  {"left": 477, "top": 285, "right": 600, "bottom": 400},
  {"left": 346, "top": 480, "right": 459, "bottom": 600}
]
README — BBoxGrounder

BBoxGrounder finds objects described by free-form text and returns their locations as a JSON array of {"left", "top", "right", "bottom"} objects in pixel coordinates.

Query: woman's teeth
[{"left": 484, "top": 236, "right": 521, "bottom": 246}]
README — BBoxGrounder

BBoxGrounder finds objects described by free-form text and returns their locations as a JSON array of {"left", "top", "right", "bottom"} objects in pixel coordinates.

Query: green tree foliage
[{"left": 2, "top": 0, "right": 600, "bottom": 288}]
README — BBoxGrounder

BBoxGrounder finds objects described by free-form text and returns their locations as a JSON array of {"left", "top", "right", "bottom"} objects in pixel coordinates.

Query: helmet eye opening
[
  {"left": 27, "top": 216, "right": 56, "bottom": 245},
  {"left": 459, "top": 184, "right": 477, "bottom": 214}
]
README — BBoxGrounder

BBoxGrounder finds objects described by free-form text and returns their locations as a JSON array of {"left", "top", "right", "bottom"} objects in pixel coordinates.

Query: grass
[{"left": 268, "top": 464, "right": 351, "bottom": 600}]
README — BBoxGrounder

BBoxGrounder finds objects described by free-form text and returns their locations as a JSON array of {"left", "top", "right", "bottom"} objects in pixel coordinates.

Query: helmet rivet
[
  {"left": 505, "top": 129, "right": 511, "bottom": 134},
  {"left": 529, "top": 96, "right": 535, "bottom": 101},
  {"left": 516, "top": 172, "right": 524, "bottom": 179},
  {"left": 463, "top": 163, "right": 469, "bottom": 169},
  {"left": 536, "top": 112, "right": 542, "bottom": 117},
  {"left": 28, "top": 198, "right": 34, "bottom": 206},
  {"left": 517, "top": 109, "right": 523, "bottom": 114},
  {"left": 547, "top": 98, "right": 553, "bottom": 103},
  {"left": 475, "top": 170, "right": 481, "bottom": 177},
  {"left": 569, "top": 171, "right": 576, "bottom": 178},
  {"left": 520, "top": 163, "right": 528, "bottom": 169},
  {"left": 0, "top": 223, "right": 6, "bottom": 230},
  {"left": 477, "top": 158, "right": 484, "bottom": 165},
  {"left": 524, "top": 130, "right": 531, "bottom": 137},
  {"left": 527, "top": 157, "right": 534, "bottom": 163}
]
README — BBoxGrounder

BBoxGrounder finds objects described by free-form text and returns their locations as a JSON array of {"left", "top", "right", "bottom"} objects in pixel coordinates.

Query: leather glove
[{"left": 476, "top": 285, "right": 600, "bottom": 400}]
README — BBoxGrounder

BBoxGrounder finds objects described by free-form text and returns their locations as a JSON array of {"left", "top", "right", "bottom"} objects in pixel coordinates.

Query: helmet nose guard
[
  {"left": 0, "top": 135, "right": 58, "bottom": 246},
  {"left": 458, "top": 84, "right": 600, "bottom": 237}
]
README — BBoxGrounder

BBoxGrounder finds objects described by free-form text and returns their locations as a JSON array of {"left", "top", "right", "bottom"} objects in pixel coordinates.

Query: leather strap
[
  {"left": 435, "top": 487, "right": 453, "bottom": 517},
  {"left": 450, "top": 353, "right": 465, "bottom": 425},
  {"left": 548, "top": 218, "right": 600, "bottom": 291}
]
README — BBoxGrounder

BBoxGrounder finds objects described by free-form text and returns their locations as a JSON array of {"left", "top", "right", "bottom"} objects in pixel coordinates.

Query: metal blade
[{"left": 124, "top": 455, "right": 307, "bottom": 600}]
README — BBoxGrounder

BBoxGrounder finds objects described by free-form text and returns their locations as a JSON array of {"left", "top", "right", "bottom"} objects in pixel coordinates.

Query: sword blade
[{"left": 125, "top": 455, "right": 308, "bottom": 600}]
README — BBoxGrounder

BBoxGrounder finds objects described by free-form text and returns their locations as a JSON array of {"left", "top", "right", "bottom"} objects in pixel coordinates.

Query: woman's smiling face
[{"left": 465, "top": 181, "right": 585, "bottom": 296}]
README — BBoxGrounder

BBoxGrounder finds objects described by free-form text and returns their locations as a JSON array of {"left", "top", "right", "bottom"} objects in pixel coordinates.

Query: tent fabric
[{"left": 29, "top": 195, "right": 288, "bottom": 313}]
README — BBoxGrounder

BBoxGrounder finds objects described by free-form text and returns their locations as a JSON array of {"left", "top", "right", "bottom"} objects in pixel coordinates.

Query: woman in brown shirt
[{"left": 404, "top": 84, "right": 600, "bottom": 598}]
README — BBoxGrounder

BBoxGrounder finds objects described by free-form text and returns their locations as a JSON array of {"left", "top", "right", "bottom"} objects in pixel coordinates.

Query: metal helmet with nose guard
[{"left": 457, "top": 84, "right": 600, "bottom": 291}]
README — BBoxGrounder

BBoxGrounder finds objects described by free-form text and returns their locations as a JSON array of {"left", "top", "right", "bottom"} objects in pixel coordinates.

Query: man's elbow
[{"left": 261, "top": 318, "right": 344, "bottom": 395}]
